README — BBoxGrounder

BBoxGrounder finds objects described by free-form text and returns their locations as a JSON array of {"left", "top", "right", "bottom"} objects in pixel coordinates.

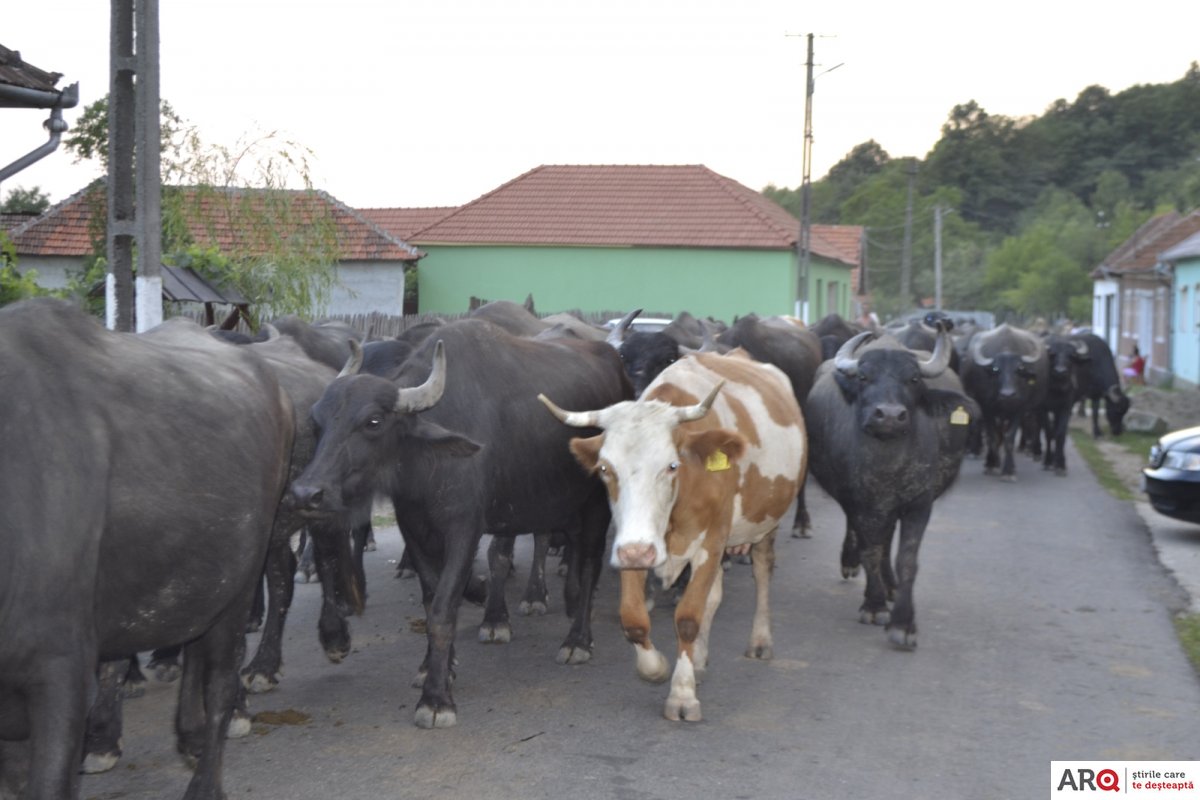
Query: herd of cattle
[{"left": 0, "top": 297, "right": 1131, "bottom": 800}]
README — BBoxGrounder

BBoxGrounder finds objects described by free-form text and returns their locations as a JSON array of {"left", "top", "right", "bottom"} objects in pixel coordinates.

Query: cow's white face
[{"left": 571, "top": 401, "right": 684, "bottom": 570}]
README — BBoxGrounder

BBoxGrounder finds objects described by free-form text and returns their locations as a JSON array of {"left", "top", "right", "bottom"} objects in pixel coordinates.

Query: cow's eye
[
  {"left": 365, "top": 415, "right": 383, "bottom": 431},
  {"left": 598, "top": 464, "right": 608, "bottom": 474},
  {"left": 668, "top": 461, "right": 680, "bottom": 472}
]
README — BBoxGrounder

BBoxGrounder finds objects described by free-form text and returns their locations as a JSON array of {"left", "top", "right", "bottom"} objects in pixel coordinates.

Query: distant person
[
  {"left": 858, "top": 306, "right": 880, "bottom": 331},
  {"left": 1123, "top": 344, "right": 1146, "bottom": 386}
]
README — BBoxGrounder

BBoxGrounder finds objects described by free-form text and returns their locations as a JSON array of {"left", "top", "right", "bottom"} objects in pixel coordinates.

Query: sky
[{"left": 4, "top": 0, "right": 1197, "bottom": 211}]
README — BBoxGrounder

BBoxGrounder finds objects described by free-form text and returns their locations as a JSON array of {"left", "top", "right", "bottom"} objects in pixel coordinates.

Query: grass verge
[
  {"left": 1071, "top": 426, "right": 1200, "bottom": 675},
  {"left": 1069, "top": 428, "right": 1136, "bottom": 501},
  {"left": 1173, "top": 614, "right": 1200, "bottom": 675}
]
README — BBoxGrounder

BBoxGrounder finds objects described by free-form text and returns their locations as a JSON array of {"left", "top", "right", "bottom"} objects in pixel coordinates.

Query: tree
[
  {"left": 0, "top": 233, "right": 44, "bottom": 306},
  {"left": 61, "top": 96, "right": 339, "bottom": 322},
  {"left": 1, "top": 186, "right": 51, "bottom": 215}
]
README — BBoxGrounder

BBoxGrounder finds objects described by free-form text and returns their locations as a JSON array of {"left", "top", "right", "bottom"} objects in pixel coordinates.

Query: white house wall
[
  {"left": 327, "top": 259, "right": 408, "bottom": 316},
  {"left": 1173, "top": 262, "right": 1200, "bottom": 387},
  {"left": 1092, "top": 278, "right": 1119, "bottom": 351},
  {"left": 17, "top": 254, "right": 78, "bottom": 290}
]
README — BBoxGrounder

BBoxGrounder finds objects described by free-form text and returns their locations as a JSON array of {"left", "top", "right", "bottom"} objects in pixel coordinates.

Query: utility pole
[
  {"left": 787, "top": 32, "right": 842, "bottom": 323},
  {"left": 900, "top": 161, "right": 916, "bottom": 305},
  {"left": 796, "top": 32, "right": 814, "bottom": 323},
  {"left": 107, "top": 0, "right": 162, "bottom": 332}
]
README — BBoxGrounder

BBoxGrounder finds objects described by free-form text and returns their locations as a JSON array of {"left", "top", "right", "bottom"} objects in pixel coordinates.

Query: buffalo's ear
[
  {"left": 683, "top": 428, "right": 747, "bottom": 470},
  {"left": 832, "top": 370, "right": 858, "bottom": 403},
  {"left": 569, "top": 434, "right": 605, "bottom": 473},
  {"left": 410, "top": 418, "right": 481, "bottom": 457}
]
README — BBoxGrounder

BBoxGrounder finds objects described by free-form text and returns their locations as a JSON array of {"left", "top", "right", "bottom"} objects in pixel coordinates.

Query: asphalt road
[{"left": 79, "top": 440, "right": 1200, "bottom": 800}]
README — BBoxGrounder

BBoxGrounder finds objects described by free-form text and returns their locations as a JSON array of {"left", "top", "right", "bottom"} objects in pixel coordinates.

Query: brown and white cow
[{"left": 539, "top": 350, "right": 807, "bottom": 721}]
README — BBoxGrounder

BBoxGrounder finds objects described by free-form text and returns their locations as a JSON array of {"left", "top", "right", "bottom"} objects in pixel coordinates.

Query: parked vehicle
[{"left": 1143, "top": 425, "right": 1200, "bottom": 523}]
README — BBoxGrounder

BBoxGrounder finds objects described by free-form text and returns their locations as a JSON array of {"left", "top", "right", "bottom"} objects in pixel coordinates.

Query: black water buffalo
[
  {"left": 960, "top": 324, "right": 1048, "bottom": 481},
  {"left": 469, "top": 299, "right": 607, "bottom": 341},
  {"left": 892, "top": 316, "right": 962, "bottom": 374},
  {"left": 1069, "top": 332, "right": 1131, "bottom": 437},
  {"left": 805, "top": 330, "right": 976, "bottom": 648},
  {"left": 717, "top": 313, "right": 823, "bottom": 535},
  {"left": 80, "top": 318, "right": 362, "bottom": 776},
  {"left": 289, "top": 319, "right": 632, "bottom": 728},
  {"left": 0, "top": 298, "right": 294, "bottom": 800},
  {"left": 605, "top": 309, "right": 687, "bottom": 396},
  {"left": 811, "top": 313, "right": 864, "bottom": 360},
  {"left": 1034, "top": 335, "right": 1090, "bottom": 474}
]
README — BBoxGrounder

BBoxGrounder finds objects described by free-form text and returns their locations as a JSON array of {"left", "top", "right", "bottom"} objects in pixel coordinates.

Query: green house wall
[{"left": 416, "top": 244, "right": 854, "bottom": 321}]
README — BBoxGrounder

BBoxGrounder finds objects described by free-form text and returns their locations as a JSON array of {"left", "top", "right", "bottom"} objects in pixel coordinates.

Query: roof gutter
[{"left": 0, "top": 81, "right": 79, "bottom": 186}]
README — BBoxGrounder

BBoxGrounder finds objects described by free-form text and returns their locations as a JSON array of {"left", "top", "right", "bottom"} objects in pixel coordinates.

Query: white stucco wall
[
  {"left": 326, "top": 259, "right": 409, "bottom": 316},
  {"left": 16, "top": 254, "right": 82, "bottom": 290}
]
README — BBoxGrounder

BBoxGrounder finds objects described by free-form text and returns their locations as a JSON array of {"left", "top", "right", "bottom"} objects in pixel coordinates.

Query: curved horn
[
  {"left": 537, "top": 393, "right": 603, "bottom": 428},
  {"left": 1020, "top": 334, "right": 1042, "bottom": 364},
  {"left": 606, "top": 308, "right": 642, "bottom": 349},
  {"left": 395, "top": 340, "right": 447, "bottom": 413},
  {"left": 1071, "top": 338, "right": 1089, "bottom": 356},
  {"left": 1106, "top": 384, "right": 1125, "bottom": 404},
  {"left": 918, "top": 331, "right": 953, "bottom": 377},
  {"left": 834, "top": 331, "right": 874, "bottom": 376},
  {"left": 337, "top": 339, "right": 364, "bottom": 378},
  {"left": 698, "top": 325, "right": 717, "bottom": 353},
  {"left": 263, "top": 324, "right": 281, "bottom": 342},
  {"left": 969, "top": 334, "right": 995, "bottom": 367},
  {"left": 675, "top": 380, "right": 725, "bottom": 423}
]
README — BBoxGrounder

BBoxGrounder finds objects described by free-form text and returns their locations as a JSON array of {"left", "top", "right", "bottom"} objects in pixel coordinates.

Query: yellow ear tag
[
  {"left": 706, "top": 450, "right": 731, "bottom": 472},
  {"left": 950, "top": 405, "right": 970, "bottom": 426}
]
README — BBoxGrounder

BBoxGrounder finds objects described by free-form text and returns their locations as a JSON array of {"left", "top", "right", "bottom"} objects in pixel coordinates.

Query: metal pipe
[{"left": 0, "top": 103, "right": 73, "bottom": 185}]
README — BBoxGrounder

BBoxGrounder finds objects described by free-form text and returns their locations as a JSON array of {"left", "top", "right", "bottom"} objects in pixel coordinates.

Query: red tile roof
[
  {"left": 408, "top": 164, "right": 859, "bottom": 266},
  {"left": 1093, "top": 210, "right": 1200, "bottom": 277},
  {"left": 8, "top": 184, "right": 422, "bottom": 262},
  {"left": 359, "top": 207, "right": 456, "bottom": 241}
]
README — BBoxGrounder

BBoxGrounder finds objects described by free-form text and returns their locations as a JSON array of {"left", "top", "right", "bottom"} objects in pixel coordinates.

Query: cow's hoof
[
  {"left": 1055, "top": 468, "right": 1067, "bottom": 477},
  {"left": 888, "top": 627, "right": 918, "bottom": 650},
  {"left": 841, "top": 565, "right": 860, "bottom": 580},
  {"left": 245, "top": 618, "right": 262, "bottom": 634},
  {"left": 151, "top": 662, "right": 181, "bottom": 683},
  {"left": 984, "top": 466, "right": 999, "bottom": 476},
  {"left": 1000, "top": 474, "right": 1017, "bottom": 483},
  {"left": 745, "top": 641, "right": 773, "bottom": 660},
  {"left": 478, "top": 622, "right": 512, "bottom": 643},
  {"left": 81, "top": 750, "right": 120, "bottom": 774},
  {"left": 413, "top": 704, "right": 457, "bottom": 729},
  {"left": 364, "top": 538, "right": 377, "bottom": 553},
  {"left": 227, "top": 709, "right": 252, "bottom": 739},
  {"left": 635, "top": 648, "right": 670, "bottom": 683},
  {"left": 294, "top": 570, "right": 315, "bottom": 584},
  {"left": 241, "top": 671, "right": 278, "bottom": 694},
  {"left": 791, "top": 525, "right": 812, "bottom": 539},
  {"left": 323, "top": 643, "right": 350, "bottom": 664},
  {"left": 663, "top": 696, "right": 702, "bottom": 722},
  {"left": 860, "top": 608, "right": 890, "bottom": 626},
  {"left": 556, "top": 643, "right": 592, "bottom": 665},
  {"left": 517, "top": 599, "right": 548, "bottom": 616}
]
